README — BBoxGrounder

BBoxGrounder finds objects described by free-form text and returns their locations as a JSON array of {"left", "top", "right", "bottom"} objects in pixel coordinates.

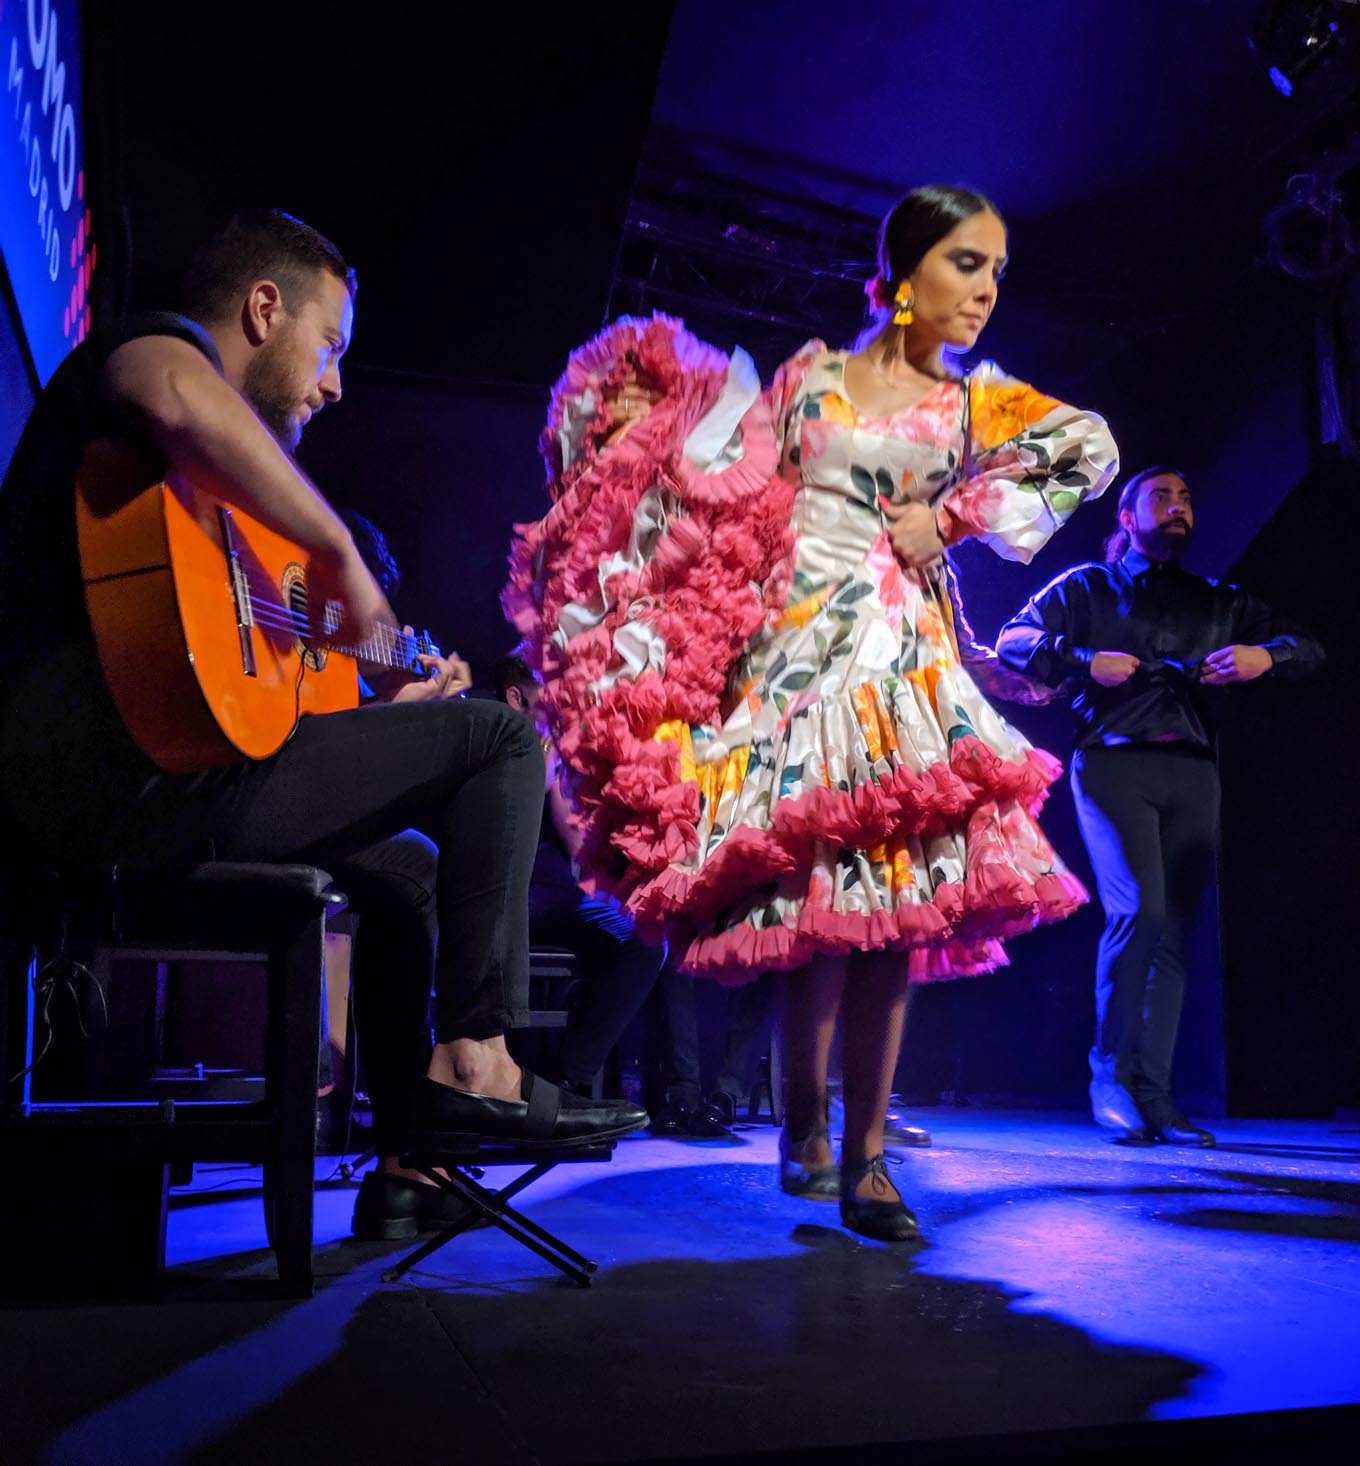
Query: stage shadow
[
  {"left": 1163, "top": 1207, "right": 1360, "bottom": 1243},
  {"left": 171, "top": 1163, "right": 1205, "bottom": 1466},
  {"left": 1209, "top": 1142, "right": 1360, "bottom": 1164}
]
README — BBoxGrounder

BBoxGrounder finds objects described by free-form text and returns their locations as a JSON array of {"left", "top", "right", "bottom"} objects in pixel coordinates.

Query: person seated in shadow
[
  {"left": 495, "top": 655, "right": 665, "bottom": 1095},
  {"left": 647, "top": 962, "right": 773, "bottom": 1138}
]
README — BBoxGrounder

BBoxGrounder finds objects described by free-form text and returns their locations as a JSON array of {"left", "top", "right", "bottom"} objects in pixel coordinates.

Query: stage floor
[{"left": 3, "top": 1110, "right": 1358, "bottom": 1464}]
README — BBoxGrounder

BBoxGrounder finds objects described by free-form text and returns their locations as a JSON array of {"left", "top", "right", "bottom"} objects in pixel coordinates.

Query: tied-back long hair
[{"left": 1103, "top": 465, "right": 1188, "bottom": 561}]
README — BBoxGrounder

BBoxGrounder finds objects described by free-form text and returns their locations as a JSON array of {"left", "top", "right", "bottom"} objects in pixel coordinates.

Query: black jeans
[
  {"left": 0, "top": 645, "right": 543, "bottom": 1150},
  {"left": 529, "top": 886, "right": 664, "bottom": 1086},
  {"left": 650, "top": 961, "right": 774, "bottom": 1107},
  {"left": 1070, "top": 743, "right": 1220, "bottom": 1118}
]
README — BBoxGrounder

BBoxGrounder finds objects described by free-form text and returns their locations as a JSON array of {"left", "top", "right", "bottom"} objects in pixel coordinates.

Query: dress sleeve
[
  {"left": 941, "top": 362, "right": 1119, "bottom": 564},
  {"left": 762, "top": 339, "right": 824, "bottom": 460}
]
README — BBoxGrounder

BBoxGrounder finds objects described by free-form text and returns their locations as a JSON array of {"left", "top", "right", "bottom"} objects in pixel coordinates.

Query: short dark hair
[
  {"left": 338, "top": 507, "right": 401, "bottom": 597},
  {"left": 494, "top": 653, "right": 538, "bottom": 704},
  {"left": 1104, "top": 464, "right": 1189, "bottom": 561},
  {"left": 182, "top": 209, "right": 357, "bottom": 323},
  {"left": 878, "top": 185, "right": 1004, "bottom": 287}
]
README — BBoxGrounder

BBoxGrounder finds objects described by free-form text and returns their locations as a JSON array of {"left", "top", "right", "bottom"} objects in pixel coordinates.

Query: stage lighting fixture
[{"left": 1251, "top": 0, "right": 1359, "bottom": 96}]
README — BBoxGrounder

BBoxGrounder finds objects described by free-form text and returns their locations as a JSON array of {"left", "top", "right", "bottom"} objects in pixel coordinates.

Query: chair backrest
[{"left": 526, "top": 946, "right": 580, "bottom": 1029}]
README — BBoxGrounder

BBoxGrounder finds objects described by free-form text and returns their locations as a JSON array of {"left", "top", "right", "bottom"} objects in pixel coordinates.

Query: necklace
[{"left": 865, "top": 350, "right": 949, "bottom": 392}]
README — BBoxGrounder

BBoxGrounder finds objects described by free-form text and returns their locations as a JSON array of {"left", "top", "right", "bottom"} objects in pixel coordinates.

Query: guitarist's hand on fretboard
[
  {"left": 366, "top": 630, "right": 471, "bottom": 703},
  {"left": 382, "top": 638, "right": 471, "bottom": 704},
  {"left": 307, "top": 540, "right": 395, "bottom": 648}
]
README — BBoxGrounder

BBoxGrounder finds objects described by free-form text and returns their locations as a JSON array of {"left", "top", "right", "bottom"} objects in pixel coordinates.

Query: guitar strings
[{"left": 239, "top": 603, "right": 429, "bottom": 669}]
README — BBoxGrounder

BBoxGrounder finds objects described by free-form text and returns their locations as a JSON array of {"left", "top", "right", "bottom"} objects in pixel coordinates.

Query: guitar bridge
[{"left": 217, "top": 506, "right": 257, "bottom": 677}]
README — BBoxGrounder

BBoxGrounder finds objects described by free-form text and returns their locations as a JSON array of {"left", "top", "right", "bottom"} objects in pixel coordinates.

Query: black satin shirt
[{"left": 995, "top": 549, "right": 1325, "bottom": 750}]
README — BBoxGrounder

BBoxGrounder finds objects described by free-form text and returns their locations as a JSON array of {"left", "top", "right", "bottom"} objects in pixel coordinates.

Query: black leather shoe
[
  {"left": 1090, "top": 1076, "right": 1145, "bottom": 1133},
  {"left": 1148, "top": 1115, "right": 1216, "bottom": 1147},
  {"left": 649, "top": 1098, "right": 691, "bottom": 1137},
  {"left": 688, "top": 1097, "right": 735, "bottom": 1138},
  {"left": 1112, "top": 1126, "right": 1159, "bottom": 1147},
  {"left": 839, "top": 1155, "right": 921, "bottom": 1242},
  {"left": 884, "top": 1103, "right": 932, "bottom": 1148},
  {"left": 351, "top": 1170, "right": 476, "bottom": 1241},
  {"left": 408, "top": 1071, "right": 648, "bottom": 1150}
]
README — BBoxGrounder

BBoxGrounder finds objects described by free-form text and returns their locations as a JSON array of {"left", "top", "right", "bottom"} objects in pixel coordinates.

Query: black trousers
[
  {"left": 0, "top": 644, "right": 543, "bottom": 1151},
  {"left": 1070, "top": 743, "right": 1220, "bottom": 1117},
  {"left": 528, "top": 887, "right": 664, "bottom": 1086},
  {"left": 650, "top": 962, "right": 774, "bottom": 1107}
]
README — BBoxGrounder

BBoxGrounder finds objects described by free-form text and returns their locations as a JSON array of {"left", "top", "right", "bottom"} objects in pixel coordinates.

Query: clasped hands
[{"left": 1090, "top": 645, "right": 1273, "bottom": 688}]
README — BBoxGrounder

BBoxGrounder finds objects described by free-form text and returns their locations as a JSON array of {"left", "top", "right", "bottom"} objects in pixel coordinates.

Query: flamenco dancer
[{"left": 506, "top": 186, "right": 1119, "bottom": 1241}]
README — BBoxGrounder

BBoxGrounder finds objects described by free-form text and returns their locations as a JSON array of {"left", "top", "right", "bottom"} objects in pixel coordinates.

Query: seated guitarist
[{"left": 0, "top": 209, "right": 646, "bottom": 1239}]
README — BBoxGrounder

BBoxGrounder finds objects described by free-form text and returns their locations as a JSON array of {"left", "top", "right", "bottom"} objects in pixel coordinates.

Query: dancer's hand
[
  {"left": 1090, "top": 652, "right": 1140, "bottom": 687},
  {"left": 605, "top": 370, "right": 658, "bottom": 443},
  {"left": 881, "top": 500, "right": 944, "bottom": 568},
  {"left": 1200, "top": 645, "right": 1272, "bottom": 685}
]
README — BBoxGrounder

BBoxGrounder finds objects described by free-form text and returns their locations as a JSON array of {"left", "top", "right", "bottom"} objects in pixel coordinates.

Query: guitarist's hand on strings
[{"left": 306, "top": 540, "right": 394, "bottom": 648}]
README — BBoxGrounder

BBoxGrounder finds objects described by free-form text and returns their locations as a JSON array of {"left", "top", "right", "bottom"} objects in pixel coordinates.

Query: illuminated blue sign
[{"left": 1, "top": 0, "right": 92, "bottom": 384}]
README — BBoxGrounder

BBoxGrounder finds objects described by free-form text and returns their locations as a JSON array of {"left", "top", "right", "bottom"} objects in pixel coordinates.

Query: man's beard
[
  {"left": 1136, "top": 521, "right": 1192, "bottom": 562},
  {"left": 242, "top": 333, "right": 305, "bottom": 452}
]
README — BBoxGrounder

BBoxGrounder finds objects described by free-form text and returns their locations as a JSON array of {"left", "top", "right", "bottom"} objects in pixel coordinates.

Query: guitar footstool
[{"left": 382, "top": 1137, "right": 618, "bottom": 1288}]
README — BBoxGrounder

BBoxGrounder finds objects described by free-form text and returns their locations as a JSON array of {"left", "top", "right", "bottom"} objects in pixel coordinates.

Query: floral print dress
[{"left": 505, "top": 317, "right": 1119, "bottom": 983}]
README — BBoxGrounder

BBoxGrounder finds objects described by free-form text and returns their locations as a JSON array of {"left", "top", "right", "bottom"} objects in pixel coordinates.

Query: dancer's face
[
  {"left": 1124, "top": 473, "right": 1194, "bottom": 561},
  {"left": 908, "top": 211, "right": 1007, "bottom": 350}
]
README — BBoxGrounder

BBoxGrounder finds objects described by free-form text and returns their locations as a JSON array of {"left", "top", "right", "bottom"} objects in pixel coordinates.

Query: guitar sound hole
[{"left": 286, "top": 579, "right": 327, "bottom": 672}]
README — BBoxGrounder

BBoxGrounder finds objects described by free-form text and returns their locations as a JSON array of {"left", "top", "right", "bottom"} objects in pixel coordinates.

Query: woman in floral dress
[{"left": 506, "top": 186, "right": 1119, "bottom": 1240}]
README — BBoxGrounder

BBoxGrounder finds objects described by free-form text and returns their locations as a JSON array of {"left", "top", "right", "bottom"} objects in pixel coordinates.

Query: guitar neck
[{"left": 321, "top": 611, "right": 438, "bottom": 672}]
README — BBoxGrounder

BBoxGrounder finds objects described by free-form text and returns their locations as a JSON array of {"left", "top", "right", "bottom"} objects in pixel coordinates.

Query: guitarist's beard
[{"left": 243, "top": 330, "right": 309, "bottom": 453}]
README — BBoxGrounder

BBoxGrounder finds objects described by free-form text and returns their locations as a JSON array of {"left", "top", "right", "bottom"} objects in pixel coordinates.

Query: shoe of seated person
[
  {"left": 351, "top": 1169, "right": 476, "bottom": 1241},
  {"left": 407, "top": 1070, "right": 648, "bottom": 1150},
  {"left": 649, "top": 1097, "right": 692, "bottom": 1137},
  {"left": 687, "top": 1095, "right": 735, "bottom": 1138}
]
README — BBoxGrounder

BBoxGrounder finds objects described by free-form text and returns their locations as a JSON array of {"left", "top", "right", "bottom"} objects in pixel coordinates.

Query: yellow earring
[{"left": 893, "top": 280, "right": 915, "bottom": 326}]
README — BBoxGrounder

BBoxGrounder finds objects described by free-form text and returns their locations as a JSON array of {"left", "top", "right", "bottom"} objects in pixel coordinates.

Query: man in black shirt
[
  {"left": 0, "top": 210, "right": 644, "bottom": 1238},
  {"left": 996, "top": 466, "right": 1323, "bottom": 1145}
]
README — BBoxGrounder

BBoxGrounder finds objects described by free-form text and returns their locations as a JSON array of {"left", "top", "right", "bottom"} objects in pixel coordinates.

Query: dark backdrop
[{"left": 2, "top": 1, "right": 1353, "bottom": 1116}]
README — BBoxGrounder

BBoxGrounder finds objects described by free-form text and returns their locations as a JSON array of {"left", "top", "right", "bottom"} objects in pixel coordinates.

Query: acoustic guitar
[{"left": 76, "top": 442, "right": 440, "bottom": 773}]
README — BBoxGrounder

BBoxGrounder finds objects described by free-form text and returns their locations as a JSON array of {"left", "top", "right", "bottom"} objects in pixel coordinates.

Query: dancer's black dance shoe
[
  {"left": 839, "top": 1154, "right": 921, "bottom": 1242},
  {"left": 779, "top": 1126, "right": 839, "bottom": 1199},
  {"left": 351, "top": 1169, "right": 476, "bottom": 1240},
  {"left": 407, "top": 1071, "right": 648, "bottom": 1150}
]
